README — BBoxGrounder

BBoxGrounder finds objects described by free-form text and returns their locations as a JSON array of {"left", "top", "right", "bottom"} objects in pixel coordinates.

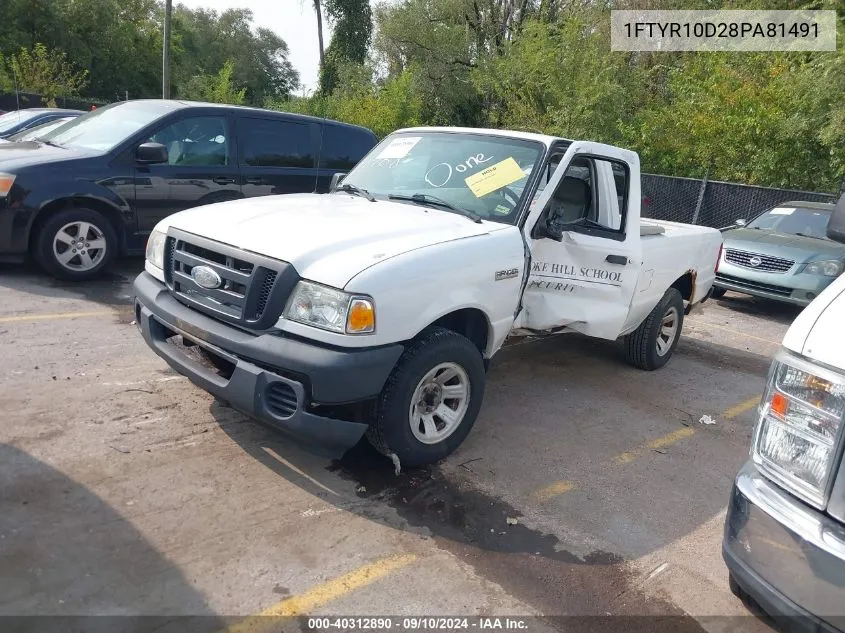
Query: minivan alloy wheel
[{"left": 52, "top": 221, "right": 108, "bottom": 272}]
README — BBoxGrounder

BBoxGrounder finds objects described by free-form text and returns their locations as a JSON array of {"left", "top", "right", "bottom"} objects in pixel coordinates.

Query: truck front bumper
[
  {"left": 133, "top": 272, "right": 404, "bottom": 453},
  {"left": 723, "top": 462, "right": 845, "bottom": 633}
]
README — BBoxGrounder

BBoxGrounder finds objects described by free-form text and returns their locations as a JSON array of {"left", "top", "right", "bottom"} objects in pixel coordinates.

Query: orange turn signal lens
[
  {"left": 0, "top": 173, "right": 16, "bottom": 197},
  {"left": 346, "top": 298, "right": 375, "bottom": 333},
  {"left": 770, "top": 392, "right": 789, "bottom": 418}
]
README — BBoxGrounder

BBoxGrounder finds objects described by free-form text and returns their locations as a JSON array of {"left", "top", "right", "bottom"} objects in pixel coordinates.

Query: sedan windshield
[
  {"left": 8, "top": 117, "right": 75, "bottom": 142},
  {"left": 747, "top": 206, "right": 833, "bottom": 240},
  {"left": 0, "top": 110, "right": 42, "bottom": 134},
  {"left": 41, "top": 101, "right": 176, "bottom": 152},
  {"left": 341, "top": 131, "right": 545, "bottom": 224}
]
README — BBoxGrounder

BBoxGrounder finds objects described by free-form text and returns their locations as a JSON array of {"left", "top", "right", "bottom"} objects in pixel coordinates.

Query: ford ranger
[{"left": 133, "top": 127, "right": 723, "bottom": 466}]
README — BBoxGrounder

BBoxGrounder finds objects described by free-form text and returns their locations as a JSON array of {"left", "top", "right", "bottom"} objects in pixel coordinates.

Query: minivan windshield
[
  {"left": 0, "top": 109, "right": 42, "bottom": 134},
  {"left": 41, "top": 101, "right": 176, "bottom": 152},
  {"left": 341, "top": 131, "right": 545, "bottom": 224},
  {"left": 747, "top": 206, "right": 833, "bottom": 240}
]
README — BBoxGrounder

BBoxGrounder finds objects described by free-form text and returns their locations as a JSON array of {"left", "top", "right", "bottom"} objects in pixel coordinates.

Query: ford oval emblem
[
  {"left": 191, "top": 265, "right": 223, "bottom": 289},
  {"left": 748, "top": 256, "right": 762, "bottom": 267}
]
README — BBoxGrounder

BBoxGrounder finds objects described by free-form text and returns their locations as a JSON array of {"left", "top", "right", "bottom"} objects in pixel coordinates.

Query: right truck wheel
[
  {"left": 624, "top": 287, "right": 685, "bottom": 370},
  {"left": 711, "top": 287, "right": 727, "bottom": 299},
  {"left": 367, "top": 326, "right": 486, "bottom": 467}
]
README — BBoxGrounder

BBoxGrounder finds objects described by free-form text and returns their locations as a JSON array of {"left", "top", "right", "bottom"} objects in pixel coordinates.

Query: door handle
[
  {"left": 213, "top": 177, "right": 236, "bottom": 185},
  {"left": 244, "top": 177, "right": 264, "bottom": 185},
  {"left": 605, "top": 254, "right": 628, "bottom": 265}
]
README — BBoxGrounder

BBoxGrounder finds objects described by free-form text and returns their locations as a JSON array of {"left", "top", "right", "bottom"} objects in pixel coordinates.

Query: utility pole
[{"left": 162, "top": 0, "right": 172, "bottom": 99}]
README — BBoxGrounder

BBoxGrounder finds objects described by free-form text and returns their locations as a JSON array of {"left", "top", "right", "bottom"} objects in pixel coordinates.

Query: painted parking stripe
[
  {"left": 0, "top": 310, "right": 118, "bottom": 324},
  {"left": 530, "top": 480, "right": 576, "bottom": 503},
  {"left": 227, "top": 554, "right": 418, "bottom": 632},
  {"left": 722, "top": 396, "right": 760, "bottom": 420}
]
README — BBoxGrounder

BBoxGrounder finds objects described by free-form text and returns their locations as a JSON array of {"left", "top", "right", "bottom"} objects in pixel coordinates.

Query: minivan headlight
[
  {"left": 804, "top": 259, "right": 844, "bottom": 277},
  {"left": 753, "top": 349, "right": 845, "bottom": 508},
  {"left": 145, "top": 229, "right": 167, "bottom": 270},
  {"left": 284, "top": 281, "right": 375, "bottom": 334}
]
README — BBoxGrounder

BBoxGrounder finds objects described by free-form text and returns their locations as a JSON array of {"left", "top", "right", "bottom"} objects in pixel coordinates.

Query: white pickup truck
[{"left": 133, "top": 127, "right": 722, "bottom": 466}]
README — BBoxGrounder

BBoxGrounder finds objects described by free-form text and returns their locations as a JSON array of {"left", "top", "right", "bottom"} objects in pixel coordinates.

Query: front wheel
[
  {"left": 624, "top": 288, "right": 685, "bottom": 370},
  {"left": 34, "top": 208, "right": 118, "bottom": 281},
  {"left": 367, "top": 327, "right": 486, "bottom": 467},
  {"left": 711, "top": 287, "right": 727, "bottom": 299}
]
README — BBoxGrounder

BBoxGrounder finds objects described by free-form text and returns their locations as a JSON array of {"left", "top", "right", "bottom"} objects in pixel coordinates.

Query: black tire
[
  {"left": 367, "top": 327, "right": 486, "bottom": 467},
  {"left": 711, "top": 287, "right": 727, "bottom": 299},
  {"left": 728, "top": 574, "right": 743, "bottom": 600},
  {"left": 34, "top": 207, "right": 118, "bottom": 281},
  {"left": 624, "top": 287, "right": 685, "bottom": 371}
]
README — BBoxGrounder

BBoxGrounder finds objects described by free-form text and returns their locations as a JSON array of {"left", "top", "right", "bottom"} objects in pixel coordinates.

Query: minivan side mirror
[
  {"left": 827, "top": 193, "right": 845, "bottom": 244},
  {"left": 329, "top": 172, "right": 347, "bottom": 192},
  {"left": 734, "top": 218, "right": 747, "bottom": 227},
  {"left": 136, "top": 142, "right": 168, "bottom": 164}
]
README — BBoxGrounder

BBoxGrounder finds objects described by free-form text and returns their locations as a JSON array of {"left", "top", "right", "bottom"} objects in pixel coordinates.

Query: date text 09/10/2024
[{"left": 306, "top": 617, "right": 529, "bottom": 630}]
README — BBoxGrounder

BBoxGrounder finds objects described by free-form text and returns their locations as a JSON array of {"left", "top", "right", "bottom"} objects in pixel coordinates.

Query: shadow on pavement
[
  {"left": 0, "top": 443, "right": 223, "bottom": 632},
  {"left": 714, "top": 293, "right": 803, "bottom": 325}
]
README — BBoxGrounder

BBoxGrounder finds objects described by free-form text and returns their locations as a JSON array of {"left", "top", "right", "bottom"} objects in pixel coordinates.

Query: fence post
[{"left": 690, "top": 172, "right": 709, "bottom": 225}]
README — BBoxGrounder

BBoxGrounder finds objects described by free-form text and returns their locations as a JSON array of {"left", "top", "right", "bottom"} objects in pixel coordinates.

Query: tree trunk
[{"left": 314, "top": 0, "right": 325, "bottom": 72}]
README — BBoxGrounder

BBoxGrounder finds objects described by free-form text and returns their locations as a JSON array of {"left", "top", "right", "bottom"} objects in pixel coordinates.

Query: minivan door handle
[
  {"left": 605, "top": 254, "right": 628, "bottom": 265},
  {"left": 213, "top": 177, "right": 237, "bottom": 185}
]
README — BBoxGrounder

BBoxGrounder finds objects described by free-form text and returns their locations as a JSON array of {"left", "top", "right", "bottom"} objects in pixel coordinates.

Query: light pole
[{"left": 162, "top": 0, "right": 172, "bottom": 99}]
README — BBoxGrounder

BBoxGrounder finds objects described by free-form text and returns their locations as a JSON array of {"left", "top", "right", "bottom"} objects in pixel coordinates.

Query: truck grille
[
  {"left": 164, "top": 228, "right": 299, "bottom": 331},
  {"left": 724, "top": 249, "right": 794, "bottom": 273}
]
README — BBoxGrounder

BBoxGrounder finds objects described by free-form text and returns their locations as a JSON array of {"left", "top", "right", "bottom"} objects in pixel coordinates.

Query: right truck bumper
[
  {"left": 723, "top": 462, "right": 845, "bottom": 633},
  {"left": 133, "top": 272, "right": 404, "bottom": 453}
]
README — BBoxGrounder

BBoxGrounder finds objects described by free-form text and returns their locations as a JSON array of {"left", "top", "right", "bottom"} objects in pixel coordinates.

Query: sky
[{"left": 176, "top": 0, "right": 331, "bottom": 94}]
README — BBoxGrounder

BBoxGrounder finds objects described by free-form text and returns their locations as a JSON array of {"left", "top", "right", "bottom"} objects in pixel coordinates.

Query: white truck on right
[
  {"left": 133, "top": 127, "right": 723, "bottom": 466},
  {"left": 723, "top": 193, "right": 845, "bottom": 632}
]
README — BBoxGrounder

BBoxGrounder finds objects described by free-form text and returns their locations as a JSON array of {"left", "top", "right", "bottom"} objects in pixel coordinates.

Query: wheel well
[
  {"left": 671, "top": 271, "right": 696, "bottom": 303},
  {"left": 427, "top": 308, "right": 490, "bottom": 355},
  {"left": 29, "top": 197, "right": 126, "bottom": 254}
]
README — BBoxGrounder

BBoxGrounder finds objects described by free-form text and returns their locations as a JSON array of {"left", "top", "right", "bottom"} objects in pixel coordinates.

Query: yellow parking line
[
  {"left": 530, "top": 480, "right": 576, "bottom": 503},
  {"left": 226, "top": 554, "right": 417, "bottom": 633},
  {"left": 723, "top": 396, "right": 760, "bottom": 420},
  {"left": 0, "top": 310, "right": 117, "bottom": 324},
  {"left": 695, "top": 320, "right": 781, "bottom": 346}
]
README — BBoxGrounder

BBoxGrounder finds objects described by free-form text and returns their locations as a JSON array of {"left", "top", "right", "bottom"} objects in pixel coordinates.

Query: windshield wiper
[
  {"left": 337, "top": 182, "right": 375, "bottom": 202},
  {"left": 795, "top": 232, "right": 828, "bottom": 241},
  {"left": 40, "top": 139, "right": 64, "bottom": 148},
  {"left": 388, "top": 193, "right": 482, "bottom": 223}
]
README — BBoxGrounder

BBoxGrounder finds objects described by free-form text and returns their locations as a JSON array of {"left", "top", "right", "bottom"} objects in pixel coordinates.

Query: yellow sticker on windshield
[{"left": 465, "top": 157, "right": 525, "bottom": 198}]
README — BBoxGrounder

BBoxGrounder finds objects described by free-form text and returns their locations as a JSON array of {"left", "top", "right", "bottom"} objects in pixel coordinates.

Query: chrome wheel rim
[
  {"left": 409, "top": 362, "right": 470, "bottom": 445},
  {"left": 52, "top": 221, "right": 107, "bottom": 272},
  {"left": 656, "top": 306, "right": 679, "bottom": 356}
]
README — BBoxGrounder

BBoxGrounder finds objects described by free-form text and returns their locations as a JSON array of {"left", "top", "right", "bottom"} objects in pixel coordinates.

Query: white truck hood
[
  {"left": 783, "top": 274, "right": 845, "bottom": 370},
  {"left": 157, "top": 193, "right": 504, "bottom": 288}
]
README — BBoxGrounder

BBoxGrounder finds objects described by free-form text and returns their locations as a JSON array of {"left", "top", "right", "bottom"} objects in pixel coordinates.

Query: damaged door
[{"left": 516, "top": 141, "right": 642, "bottom": 340}]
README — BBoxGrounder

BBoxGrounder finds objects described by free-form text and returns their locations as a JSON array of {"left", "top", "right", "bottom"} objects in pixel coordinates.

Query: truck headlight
[
  {"left": 145, "top": 229, "right": 167, "bottom": 270},
  {"left": 284, "top": 281, "right": 375, "bottom": 334},
  {"left": 804, "top": 259, "right": 844, "bottom": 277},
  {"left": 753, "top": 349, "right": 845, "bottom": 508},
  {"left": 0, "top": 173, "right": 16, "bottom": 197}
]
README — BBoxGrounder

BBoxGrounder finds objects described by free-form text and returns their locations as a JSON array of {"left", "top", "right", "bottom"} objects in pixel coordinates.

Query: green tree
[
  {"left": 180, "top": 59, "right": 247, "bottom": 105},
  {"left": 8, "top": 43, "right": 88, "bottom": 106},
  {"left": 319, "top": 0, "right": 373, "bottom": 94}
]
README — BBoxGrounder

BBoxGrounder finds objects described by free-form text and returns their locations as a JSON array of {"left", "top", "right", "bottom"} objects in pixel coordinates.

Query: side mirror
[
  {"left": 828, "top": 193, "right": 845, "bottom": 244},
  {"left": 136, "top": 142, "right": 168, "bottom": 164},
  {"left": 533, "top": 215, "right": 564, "bottom": 242},
  {"left": 329, "top": 172, "right": 347, "bottom": 192},
  {"left": 734, "top": 218, "right": 747, "bottom": 227}
]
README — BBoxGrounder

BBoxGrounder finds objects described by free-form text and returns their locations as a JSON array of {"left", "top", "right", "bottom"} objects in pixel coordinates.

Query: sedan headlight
[
  {"left": 0, "top": 173, "right": 16, "bottom": 197},
  {"left": 145, "top": 229, "right": 167, "bottom": 270},
  {"left": 804, "top": 259, "right": 844, "bottom": 277},
  {"left": 284, "top": 281, "right": 375, "bottom": 334},
  {"left": 753, "top": 349, "right": 845, "bottom": 508}
]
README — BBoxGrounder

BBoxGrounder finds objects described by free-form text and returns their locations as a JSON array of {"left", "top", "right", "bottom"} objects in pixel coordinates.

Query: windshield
[
  {"left": 8, "top": 117, "right": 74, "bottom": 142},
  {"left": 0, "top": 110, "right": 42, "bottom": 134},
  {"left": 342, "top": 131, "right": 545, "bottom": 224},
  {"left": 41, "top": 102, "right": 175, "bottom": 152},
  {"left": 747, "top": 205, "right": 833, "bottom": 240}
]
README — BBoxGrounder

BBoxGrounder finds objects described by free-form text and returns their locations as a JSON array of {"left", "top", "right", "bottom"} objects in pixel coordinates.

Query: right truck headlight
[{"left": 753, "top": 349, "right": 845, "bottom": 508}]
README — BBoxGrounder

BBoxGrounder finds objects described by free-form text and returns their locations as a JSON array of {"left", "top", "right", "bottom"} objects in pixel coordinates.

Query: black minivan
[{"left": 0, "top": 100, "right": 377, "bottom": 280}]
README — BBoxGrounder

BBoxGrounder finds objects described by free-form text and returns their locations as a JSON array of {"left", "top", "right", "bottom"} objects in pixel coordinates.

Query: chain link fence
[{"left": 641, "top": 174, "right": 837, "bottom": 228}]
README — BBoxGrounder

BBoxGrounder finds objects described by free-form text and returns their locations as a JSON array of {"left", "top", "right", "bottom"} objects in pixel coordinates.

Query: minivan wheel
[
  {"left": 35, "top": 208, "right": 117, "bottom": 281},
  {"left": 366, "top": 327, "right": 486, "bottom": 467}
]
